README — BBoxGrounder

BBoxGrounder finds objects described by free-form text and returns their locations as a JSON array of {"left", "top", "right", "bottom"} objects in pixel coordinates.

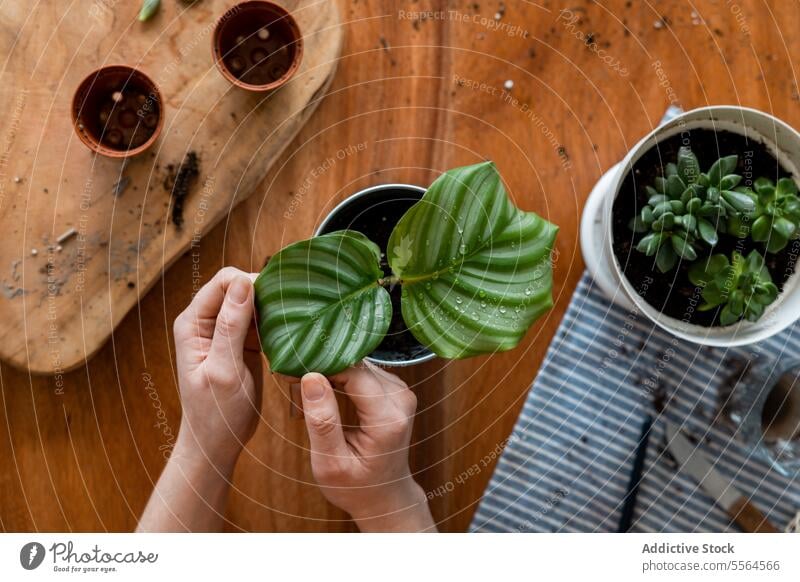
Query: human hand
[
  {"left": 172, "top": 267, "right": 263, "bottom": 475},
  {"left": 299, "top": 362, "right": 435, "bottom": 532}
]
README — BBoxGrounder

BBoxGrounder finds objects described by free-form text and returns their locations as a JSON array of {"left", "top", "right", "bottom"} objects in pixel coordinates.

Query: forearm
[{"left": 136, "top": 434, "right": 237, "bottom": 532}]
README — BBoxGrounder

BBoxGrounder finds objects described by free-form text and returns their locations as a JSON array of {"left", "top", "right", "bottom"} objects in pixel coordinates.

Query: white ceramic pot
[{"left": 581, "top": 106, "right": 800, "bottom": 346}]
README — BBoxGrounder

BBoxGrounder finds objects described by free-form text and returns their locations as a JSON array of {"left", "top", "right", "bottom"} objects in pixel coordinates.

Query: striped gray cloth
[{"left": 471, "top": 273, "right": 800, "bottom": 532}]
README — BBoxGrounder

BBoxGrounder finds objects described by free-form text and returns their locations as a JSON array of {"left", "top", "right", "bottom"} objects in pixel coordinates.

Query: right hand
[
  {"left": 172, "top": 267, "right": 263, "bottom": 474},
  {"left": 299, "top": 362, "right": 435, "bottom": 532}
]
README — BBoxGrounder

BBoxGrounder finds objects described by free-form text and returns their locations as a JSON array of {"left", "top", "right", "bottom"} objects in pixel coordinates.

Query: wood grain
[
  {"left": 0, "top": 0, "right": 341, "bottom": 373},
  {"left": 2, "top": 0, "right": 800, "bottom": 532}
]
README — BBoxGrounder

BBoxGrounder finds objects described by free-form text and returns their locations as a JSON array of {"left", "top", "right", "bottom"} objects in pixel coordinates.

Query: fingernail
[
  {"left": 302, "top": 375, "right": 326, "bottom": 401},
  {"left": 228, "top": 276, "right": 251, "bottom": 305}
]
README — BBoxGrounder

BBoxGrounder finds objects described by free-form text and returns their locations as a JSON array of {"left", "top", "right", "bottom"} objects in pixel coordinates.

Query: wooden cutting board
[{"left": 0, "top": 0, "right": 341, "bottom": 373}]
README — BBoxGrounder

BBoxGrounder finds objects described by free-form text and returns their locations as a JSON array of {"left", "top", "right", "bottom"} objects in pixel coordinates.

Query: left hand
[{"left": 172, "top": 267, "right": 264, "bottom": 474}]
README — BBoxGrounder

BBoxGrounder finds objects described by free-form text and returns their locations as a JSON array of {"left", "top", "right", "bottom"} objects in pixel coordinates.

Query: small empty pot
[
  {"left": 212, "top": 1, "right": 303, "bottom": 92},
  {"left": 71, "top": 65, "right": 163, "bottom": 158}
]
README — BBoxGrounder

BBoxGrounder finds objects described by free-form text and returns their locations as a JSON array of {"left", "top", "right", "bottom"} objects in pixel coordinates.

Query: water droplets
[
  {"left": 458, "top": 243, "right": 467, "bottom": 255},
  {"left": 455, "top": 296, "right": 463, "bottom": 304}
]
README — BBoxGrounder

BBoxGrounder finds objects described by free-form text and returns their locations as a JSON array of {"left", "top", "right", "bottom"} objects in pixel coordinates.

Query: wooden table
[{"left": 2, "top": 0, "right": 799, "bottom": 532}]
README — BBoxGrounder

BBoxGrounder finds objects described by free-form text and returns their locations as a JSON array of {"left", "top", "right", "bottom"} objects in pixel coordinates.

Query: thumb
[
  {"left": 301, "top": 373, "right": 348, "bottom": 459},
  {"left": 209, "top": 275, "right": 254, "bottom": 364}
]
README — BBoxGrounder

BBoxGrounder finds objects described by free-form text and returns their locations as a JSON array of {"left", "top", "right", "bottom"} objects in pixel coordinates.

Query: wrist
[
  {"left": 174, "top": 428, "right": 241, "bottom": 478},
  {"left": 350, "top": 479, "right": 435, "bottom": 532}
]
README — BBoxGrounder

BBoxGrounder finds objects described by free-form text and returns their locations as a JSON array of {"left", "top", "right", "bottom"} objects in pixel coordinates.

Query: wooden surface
[
  {"left": 0, "top": 0, "right": 341, "bottom": 373},
  {"left": 2, "top": 0, "right": 800, "bottom": 532}
]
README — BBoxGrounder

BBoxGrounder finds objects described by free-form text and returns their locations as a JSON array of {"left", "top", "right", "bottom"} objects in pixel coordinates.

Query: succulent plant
[
  {"left": 629, "top": 147, "right": 753, "bottom": 273},
  {"left": 688, "top": 250, "right": 778, "bottom": 326},
  {"left": 745, "top": 177, "right": 800, "bottom": 252}
]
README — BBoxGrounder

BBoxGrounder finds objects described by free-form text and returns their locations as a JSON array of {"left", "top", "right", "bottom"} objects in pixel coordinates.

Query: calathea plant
[
  {"left": 629, "top": 147, "right": 755, "bottom": 273},
  {"left": 688, "top": 250, "right": 778, "bottom": 325},
  {"left": 254, "top": 162, "right": 558, "bottom": 376}
]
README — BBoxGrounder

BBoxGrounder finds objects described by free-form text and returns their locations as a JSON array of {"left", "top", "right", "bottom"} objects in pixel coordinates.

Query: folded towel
[{"left": 471, "top": 273, "right": 800, "bottom": 532}]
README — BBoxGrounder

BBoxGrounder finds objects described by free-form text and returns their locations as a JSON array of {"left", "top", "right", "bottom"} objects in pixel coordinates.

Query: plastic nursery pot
[
  {"left": 212, "top": 1, "right": 304, "bottom": 92},
  {"left": 71, "top": 65, "right": 163, "bottom": 158},
  {"left": 315, "top": 184, "right": 436, "bottom": 368},
  {"left": 599, "top": 106, "right": 800, "bottom": 347}
]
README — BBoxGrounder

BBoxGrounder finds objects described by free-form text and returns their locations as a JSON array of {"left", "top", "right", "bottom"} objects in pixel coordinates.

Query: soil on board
[
  {"left": 612, "top": 129, "right": 800, "bottom": 327},
  {"left": 319, "top": 189, "right": 432, "bottom": 363},
  {"left": 165, "top": 151, "right": 200, "bottom": 228}
]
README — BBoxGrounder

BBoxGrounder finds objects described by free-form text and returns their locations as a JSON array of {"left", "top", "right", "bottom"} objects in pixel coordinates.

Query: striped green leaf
[
  {"left": 387, "top": 162, "right": 558, "bottom": 359},
  {"left": 254, "top": 231, "right": 391, "bottom": 376}
]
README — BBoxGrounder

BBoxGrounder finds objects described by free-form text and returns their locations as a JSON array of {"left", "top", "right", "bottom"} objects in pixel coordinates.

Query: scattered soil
[
  {"left": 319, "top": 187, "right": 432, "bottom": 363},
  {"left": 652, "top": 381, "right": 670, "bottom": 413},
  {"left": 165, "top": 152, "right": 200, "bottom": 228},
  {"left": 712, "top": 356, "right": 750, "bottom": 431},
  {"left": 655, "top": 437, "right": 678, "bottom": 470},
  {"left": 612, "top": 129, "right": 799, "bottom": 326}
]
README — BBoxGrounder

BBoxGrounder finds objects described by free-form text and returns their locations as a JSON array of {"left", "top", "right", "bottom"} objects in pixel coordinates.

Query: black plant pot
[{"left": 316, "top": 184, "right": 436, "bottom": 367}]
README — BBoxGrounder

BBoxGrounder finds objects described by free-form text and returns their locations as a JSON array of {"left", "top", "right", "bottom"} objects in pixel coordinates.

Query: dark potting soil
[
  {"left": 165, "top": 152, "right": 200, "bottom": 228},
  {"left": 79, "top": 79, "right": 160, "bottom": 151},
  {"left": 612, "top": 129, "right": 800, "bottom": 327},
  {"left": 218, "top": 15, "right": 297, "bottom": 86},
  {"left": 319, "top": 187, "right": 432, "bottom": 363}
]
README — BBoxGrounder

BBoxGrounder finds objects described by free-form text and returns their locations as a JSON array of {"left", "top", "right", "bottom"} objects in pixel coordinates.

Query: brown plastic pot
[
  {"left": 71, "top": 65, "right": 164, "bottom": 159},
  {"left": 212, "top": 1, "right": 304, "bottom": 92}
]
